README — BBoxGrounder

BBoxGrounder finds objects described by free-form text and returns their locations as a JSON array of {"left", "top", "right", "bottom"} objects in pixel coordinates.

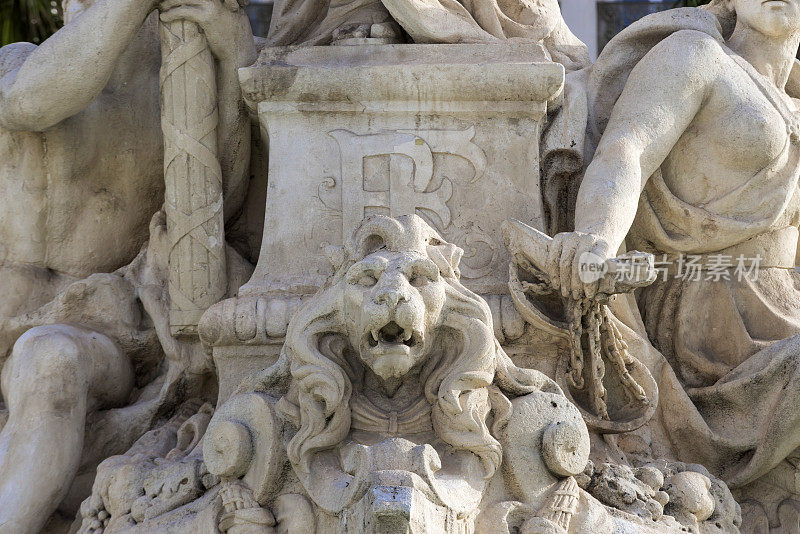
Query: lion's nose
[
  {"left": 373, "top": 277, "right": 409, "bottom": 308},
  {"left": 375, "top": 289, "right": 403, "bottom": 308}
]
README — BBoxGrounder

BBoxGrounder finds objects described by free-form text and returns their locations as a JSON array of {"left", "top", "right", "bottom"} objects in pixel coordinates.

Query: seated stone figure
[
  {"left": 0, "top": 0, "right": 255, "bottom": 529},
  {"left": 513, "top": 1, "right": 800, "bottom": 529}
]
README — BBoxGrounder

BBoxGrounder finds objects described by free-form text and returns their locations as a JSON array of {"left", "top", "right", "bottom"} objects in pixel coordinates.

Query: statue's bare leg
[{"left": 0, "top": 324, "right": 134, "bottom": 533}]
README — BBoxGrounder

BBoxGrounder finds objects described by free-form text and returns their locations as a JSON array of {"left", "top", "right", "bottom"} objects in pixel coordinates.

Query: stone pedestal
[
  {"left": 240, "top": 43, "right": 562, "bottom": 297},
  {"left": 201, "top": 43, "right": 565, "bottom": 401}
]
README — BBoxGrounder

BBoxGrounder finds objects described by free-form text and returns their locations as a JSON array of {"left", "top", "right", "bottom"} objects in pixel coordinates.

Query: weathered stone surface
[
  {"left": 3, "top": 0, "right": 800, "bottom": 531},
  {"left": 238, "top": 43, "right": 562, "bottom": 298},
  {"left": 204, "top": 42, "right": 568, "bottom": 403},
  {"left": 508, "top": 2, "right": 800, "bottom": 532},
  {"left": 0, "top": 0, "right": 255, "bottom": 528}
]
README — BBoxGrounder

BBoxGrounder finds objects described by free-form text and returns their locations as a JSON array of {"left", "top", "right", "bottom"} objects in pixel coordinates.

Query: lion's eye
[
  {"left": 410, "top": 276, "right": 429, "bottom": 287},
  {"left": 357, "top": 275, "right": 377, "bottom": 287}
]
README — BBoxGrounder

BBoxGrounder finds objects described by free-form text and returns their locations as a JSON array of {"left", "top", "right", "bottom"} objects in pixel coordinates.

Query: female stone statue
[{"left": 520, "top": 0, "right": 800, "bottom": 524}]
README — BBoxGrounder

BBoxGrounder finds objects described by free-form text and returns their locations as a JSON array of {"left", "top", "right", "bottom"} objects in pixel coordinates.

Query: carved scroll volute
[
  {"left": 159, "top": 16, "right": 227, "bottom": 337},
  {"left": 204, "top": 393, "right": 286, "bottom": 506}
]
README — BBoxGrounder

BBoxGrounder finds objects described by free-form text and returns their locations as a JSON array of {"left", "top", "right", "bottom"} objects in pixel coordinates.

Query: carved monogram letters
[{"left": 330, "top": 128, "right": 486, "bottom": 236}]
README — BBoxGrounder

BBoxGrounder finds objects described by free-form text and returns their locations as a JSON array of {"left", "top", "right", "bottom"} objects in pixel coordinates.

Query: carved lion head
[
  {"left": 275, "top": 215, "right": 561, "bottom": 482},
  {"left": 339, "top": 215, "right": 459, "bottom": 382}
]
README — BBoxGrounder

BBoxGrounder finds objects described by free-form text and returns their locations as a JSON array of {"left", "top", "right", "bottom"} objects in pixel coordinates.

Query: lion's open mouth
[{"left": 366, "top": 321, "right": 419, "bottom": 349}]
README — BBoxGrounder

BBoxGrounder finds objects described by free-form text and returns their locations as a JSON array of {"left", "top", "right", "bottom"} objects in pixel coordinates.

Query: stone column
[{"left": 160, "top": 19, "right": 227, "bottom": 337}]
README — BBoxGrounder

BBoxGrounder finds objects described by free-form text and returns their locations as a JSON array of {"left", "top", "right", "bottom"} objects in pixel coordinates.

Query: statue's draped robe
[
  {"left": 591, "top": 9, "right": 800, "bottom": 489},
  {"left": 266, "top": 0, "right": 589, "bottom": 71}
]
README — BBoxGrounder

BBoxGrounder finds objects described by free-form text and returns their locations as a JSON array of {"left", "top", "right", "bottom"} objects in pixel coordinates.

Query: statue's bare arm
[
  {"left": 0, "top": 0, "right": 156, "bottom": 131},
  {"left": 574, "top": 31, "right": 719, "bottom": 253},
  {"left": 539, "top": 31, "right": 720, "bottom": 300}
]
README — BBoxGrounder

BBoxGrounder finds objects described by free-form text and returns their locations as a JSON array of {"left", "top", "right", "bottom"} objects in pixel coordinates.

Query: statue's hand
[
  {"left": 159, "top": 0, "right": 251, "bottom": 63},
  {"left": 545, "top": 232, "right": 612, "bottom": 301},
  {"left": 140, "top": 209, "right": 212, "bottom": 375}
]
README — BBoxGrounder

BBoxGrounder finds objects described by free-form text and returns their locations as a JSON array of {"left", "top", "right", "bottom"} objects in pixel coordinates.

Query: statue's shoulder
[
  {"left": 0, "top": 42, "right": 37, "bottom": 78},
  {"left": 631, "top": 29, "right": 725, "bottom": 88},
  {"left": 659, "top": 28, "right": 723, "bottom": 52},
  {"left": 646, "top": 29, "right": 725, "bottom": 70}
]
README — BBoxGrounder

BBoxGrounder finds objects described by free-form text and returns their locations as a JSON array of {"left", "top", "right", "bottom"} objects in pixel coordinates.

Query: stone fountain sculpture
[
  {"left": 79, "top": 214, "right": 735, "bottom": 533},
  {"left": 1, "top": 0, "right": 798, "bottom": 530},
  {"left": 0, "top": 0, "right": 256, "bottom": 530},
  {"left": 205, "top": 214, "right": 596, "bottom": 533}
]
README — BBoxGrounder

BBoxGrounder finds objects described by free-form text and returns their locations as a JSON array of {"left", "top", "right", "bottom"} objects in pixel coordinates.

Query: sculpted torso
[
  {"left": 658, "top": 34, "right": 794, "bottom": 211},
  {"left": 556, "top": 26, "right": 800, "bottom": 285},
  {"left": 0, "top": 20, "right": 162, "bottom": 301},
  {"left": 510, "top": 5, "right": 800, "bottom": 515}
]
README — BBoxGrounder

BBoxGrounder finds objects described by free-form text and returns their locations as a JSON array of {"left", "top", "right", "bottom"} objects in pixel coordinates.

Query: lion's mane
[{"left": 274, "top": 215, "right": 560, "bottom": 479}]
